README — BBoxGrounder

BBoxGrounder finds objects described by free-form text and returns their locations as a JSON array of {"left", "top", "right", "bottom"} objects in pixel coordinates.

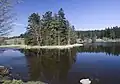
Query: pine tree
[
  {"left": 42, "top": 11, "right": 53, "bottom": 45},
  {"left": 110, "top": 30, "right": 115, "bottom": 39},
  {"left": 58, "top": 8, "right": 68, "bottom": 45},
  {"left": 25, "top": 13, "right": 42, "bottom": 45},
  {"left": 25, "top": 8, "right": 77, "bottom": 45}
]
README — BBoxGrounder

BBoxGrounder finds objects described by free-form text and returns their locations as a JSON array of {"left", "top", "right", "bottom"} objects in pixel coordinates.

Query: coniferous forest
[
  {"left": 24, "top": 8, "right": 77, "bottom": 46},
  {"left": 18, "top": 8, "right": 120, "bottom": 45},
  {"left": 76, "top": 26, "right": 120, "bottom": 40}
]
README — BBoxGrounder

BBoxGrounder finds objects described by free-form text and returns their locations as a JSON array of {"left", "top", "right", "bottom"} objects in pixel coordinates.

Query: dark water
[{"left": 0, "top": 43, "right": 120, "bottom": 84}]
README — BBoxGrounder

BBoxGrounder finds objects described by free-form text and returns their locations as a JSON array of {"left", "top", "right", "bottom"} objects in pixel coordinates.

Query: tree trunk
[
  {"left": 68, "top": 28, "right": 70, "bottom": 45},
  {"left": 58, "top": 31, "right": 60, "bottom": 45}
]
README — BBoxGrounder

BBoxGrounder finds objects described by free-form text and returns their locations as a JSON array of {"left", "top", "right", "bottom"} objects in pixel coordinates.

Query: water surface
[{"left": 0, "top": 43, "right": 120, "bottom": 84}]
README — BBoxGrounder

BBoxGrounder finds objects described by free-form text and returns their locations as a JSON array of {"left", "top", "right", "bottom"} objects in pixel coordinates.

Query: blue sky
[{"left": 12, "top": 0, "right": 120, "bottom": 36}]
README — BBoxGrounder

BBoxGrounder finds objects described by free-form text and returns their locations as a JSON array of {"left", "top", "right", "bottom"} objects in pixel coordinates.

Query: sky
[{"left": 11, "top": 0, "right": 120, "bottom": 36}]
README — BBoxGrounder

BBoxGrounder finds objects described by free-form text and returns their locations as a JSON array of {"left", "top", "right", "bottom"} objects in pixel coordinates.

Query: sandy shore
[{"left": 0, "top": 44, "right": 83, "bottom": 49}]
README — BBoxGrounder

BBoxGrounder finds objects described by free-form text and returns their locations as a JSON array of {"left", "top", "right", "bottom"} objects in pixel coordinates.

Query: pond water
[{"left": 0, "top": 43, "right": 120, "bottom": 84}]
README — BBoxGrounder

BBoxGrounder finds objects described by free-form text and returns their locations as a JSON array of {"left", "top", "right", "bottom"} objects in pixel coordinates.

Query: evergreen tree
[
  {"left": 25, "top": 13, "right": 42, "bottom": 45},
  {"left": 70, "top": 26, "right": 77, "bottom": 44},
  {"left": 110, "top": 30, "right": 115, "bottom": 39},
  {"left": 42, "top": 11, "right": 53, "bottom": 45},
  {"left": 58, "top": 8, "right": 68, "bottom": 45},
  {"left": 24, "top": 8, "right": 77, "bottom": 46},
  {"left": 50, "top": 13, "right": 60, "bottom": 45}
]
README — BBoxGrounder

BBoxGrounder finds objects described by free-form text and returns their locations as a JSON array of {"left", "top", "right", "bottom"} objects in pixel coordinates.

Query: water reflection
[
  {"left": 1, "top": 43, "right": 120, "bottom": 84},
  {"left": 21, "top": 48, "right": 77, "bottom": 84},
  {"left": 78, "top": 42, "right": 120, "bottom": 56}
]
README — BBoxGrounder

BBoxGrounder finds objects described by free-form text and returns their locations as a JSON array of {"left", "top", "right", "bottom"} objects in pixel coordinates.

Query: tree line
[
  {"left": 24, "top": 8, "right": 77, "bottom": 46},
  {"left": 76, "top": 26, "right": 120, "bottom": 40},
  {"left": 77, "top": 44, "right": 120, "bottom": 56}
]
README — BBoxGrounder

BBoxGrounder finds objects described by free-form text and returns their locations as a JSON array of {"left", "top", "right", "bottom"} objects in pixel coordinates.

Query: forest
[
  {"left": 18, "top": 25, "right": 120, "bottom": 45},
  {"left": 76, "top": 26, "right": 120, "bottom": 40},
  {"left": 24, "top": 8, "right": 77, "bottom": 46},
  {"left": 9, "top": 8, "right": 120, "bottom": 44}
]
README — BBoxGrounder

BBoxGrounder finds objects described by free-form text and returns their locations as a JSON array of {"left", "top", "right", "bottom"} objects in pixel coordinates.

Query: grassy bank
[
  {"left": 3, "top": 80, "right": 47, "bottom": 84},
  {"left": 0, "top": 44, "right": 83, "bottom": 49}
]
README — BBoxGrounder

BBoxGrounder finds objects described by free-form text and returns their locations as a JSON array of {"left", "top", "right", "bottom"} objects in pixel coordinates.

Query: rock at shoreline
[
  {"left": 80, "top": 78, "right": 91, "bottom": 84},
  {"left": 0, "top": 66, "right": 10, "bottom": 75}
]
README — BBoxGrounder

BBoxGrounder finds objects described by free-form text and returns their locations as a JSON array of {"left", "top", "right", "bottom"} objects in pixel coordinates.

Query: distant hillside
[{"left": 76, "top": 26, "right": 120, "bottom": 39}]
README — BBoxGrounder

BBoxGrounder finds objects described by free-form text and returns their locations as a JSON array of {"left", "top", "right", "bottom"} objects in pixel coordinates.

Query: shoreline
[
  {"left": 0, "top": 44, "right": 83, "bottom": 49},
  {"left": 95, "top": 38, "right": 120, "bottom": 43},
  {"left": 3, "top": 80, "right": 47, "bottom": 84}
]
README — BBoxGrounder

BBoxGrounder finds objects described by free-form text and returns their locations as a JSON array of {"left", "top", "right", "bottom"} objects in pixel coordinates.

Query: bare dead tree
[{"left": 0, "top": 0, "right": 21, "bottom": 36}]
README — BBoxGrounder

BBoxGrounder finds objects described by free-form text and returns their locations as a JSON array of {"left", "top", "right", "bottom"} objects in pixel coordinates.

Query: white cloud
[{"left": 13, "top": 23, "right": 25, "bottom": 27}]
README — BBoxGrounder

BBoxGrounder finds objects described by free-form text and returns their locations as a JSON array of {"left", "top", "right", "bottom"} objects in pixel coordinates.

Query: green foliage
[
  {"left": 76, "top": 26, "right": 120, "bottom": 39},
  {"left": 92, "top": 34, "right": 97, "bottom": 43},
  {"left": 25, "top": 8, "right": 76, "bottom": 46},
  {"left": 3, "top": 80, "right": 45, "bottom": 84},
  {"left": 25, "top": 13, "right": 41, "bottom": 45},
  {"left": 3, "top": 79, "right": 23, "bottom": 84}
]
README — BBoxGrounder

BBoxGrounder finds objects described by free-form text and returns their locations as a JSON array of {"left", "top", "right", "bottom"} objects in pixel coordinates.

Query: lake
[{"left": 0, "top": 43, "right": 120, "bottom": 84}]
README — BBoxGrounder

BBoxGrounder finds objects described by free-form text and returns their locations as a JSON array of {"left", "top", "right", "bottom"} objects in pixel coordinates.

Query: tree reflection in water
[
  {"left": 77, "top": 43, "right": 120, "bottom": 56},
  {"left": 20, "top": 48, "right": 77, "bottom": 84}
]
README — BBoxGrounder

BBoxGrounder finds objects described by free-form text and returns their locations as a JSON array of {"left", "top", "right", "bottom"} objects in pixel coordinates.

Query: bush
[{"left": 3, "top": 79, "right": 23, "bottom": 84}]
